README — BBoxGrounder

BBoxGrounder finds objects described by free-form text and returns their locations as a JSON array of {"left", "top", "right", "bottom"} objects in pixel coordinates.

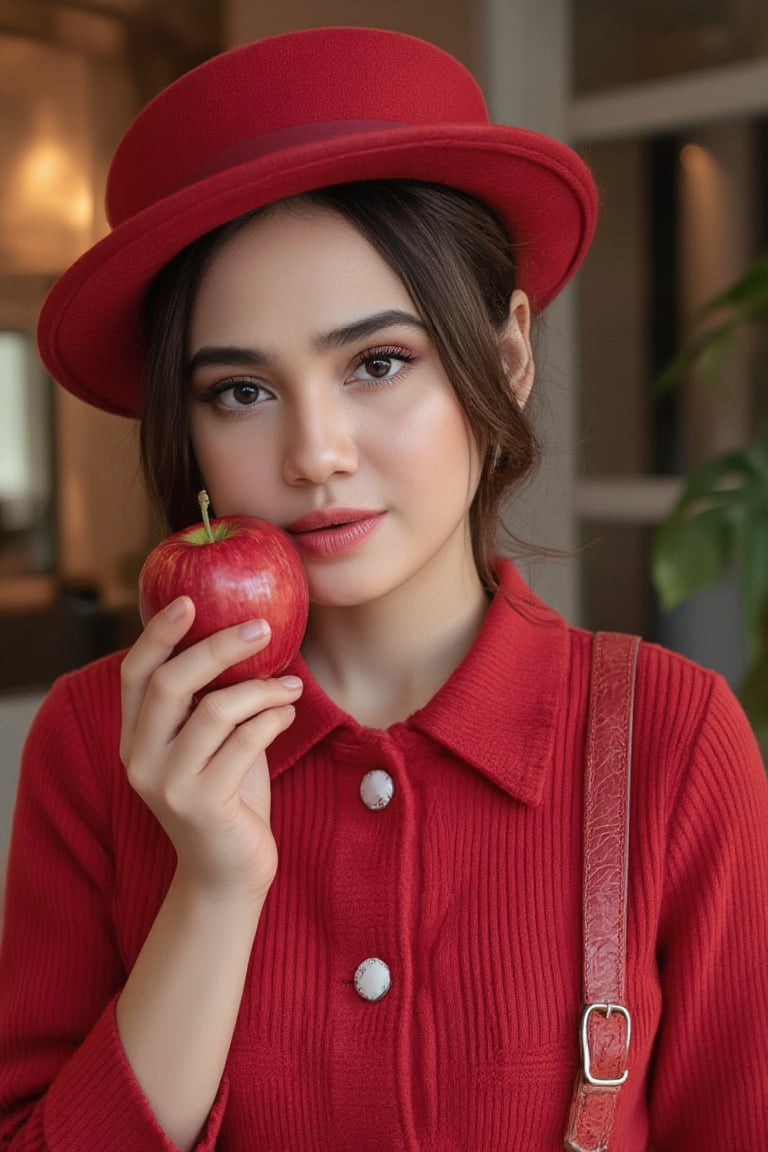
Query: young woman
[{"left": 1, "top": 27, "right": 766, "bottom": 1152}]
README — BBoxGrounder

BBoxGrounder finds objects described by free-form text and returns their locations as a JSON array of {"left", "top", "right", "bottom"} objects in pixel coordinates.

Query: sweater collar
[{"left": 268, "top": 559, "right": 568, "bottom": 806}]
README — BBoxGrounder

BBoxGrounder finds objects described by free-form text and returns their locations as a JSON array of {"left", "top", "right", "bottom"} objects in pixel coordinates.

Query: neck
[{"left": 301, "top": 553, "right": 490, "bottom": 728}]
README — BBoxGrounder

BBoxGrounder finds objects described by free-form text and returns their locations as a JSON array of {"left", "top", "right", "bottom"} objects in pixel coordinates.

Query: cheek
[
  {"left": 379, "top": 392, "right": 480, "bottom": 490},
  {"left": 189, "top": 420, "right": 277, "bottom": 511}
]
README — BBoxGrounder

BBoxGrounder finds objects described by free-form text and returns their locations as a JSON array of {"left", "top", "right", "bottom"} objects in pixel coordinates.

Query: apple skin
[{"left": 138, "top": 515, "right": 309, "bottom": 689}]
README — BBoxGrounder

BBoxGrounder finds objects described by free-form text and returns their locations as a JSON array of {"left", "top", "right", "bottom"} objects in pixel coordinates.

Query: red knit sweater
[{"left": 1, "top": 561, "right": 767, "bottom": 1151}]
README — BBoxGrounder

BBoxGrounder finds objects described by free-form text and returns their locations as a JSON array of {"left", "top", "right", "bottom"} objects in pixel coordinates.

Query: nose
[{"left": 282, "top": 387, "right": 358, "bottom": 486}]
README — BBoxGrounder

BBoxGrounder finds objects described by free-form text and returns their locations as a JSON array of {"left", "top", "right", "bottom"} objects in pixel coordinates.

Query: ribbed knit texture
[{"left": 1, "top": 560, "right": 766, "bottom": 1150}]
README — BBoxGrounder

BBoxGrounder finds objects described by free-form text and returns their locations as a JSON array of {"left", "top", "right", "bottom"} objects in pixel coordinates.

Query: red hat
[{"left": 37, "top": 26, "right": 598, "bottom": 418}]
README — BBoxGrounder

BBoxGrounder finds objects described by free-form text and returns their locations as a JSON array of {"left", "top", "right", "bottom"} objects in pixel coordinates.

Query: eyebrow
[
  {"left": 315, "top": 309, "right": 427, "bottom": 350},
  {"left": 187, "top": 309, "right": 427, "bottom": 374}
]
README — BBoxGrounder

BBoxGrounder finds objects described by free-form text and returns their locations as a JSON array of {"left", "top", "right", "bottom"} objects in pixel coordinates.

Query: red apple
[{"left": 138, "top": 495, "right": 309, "bottom": 689}]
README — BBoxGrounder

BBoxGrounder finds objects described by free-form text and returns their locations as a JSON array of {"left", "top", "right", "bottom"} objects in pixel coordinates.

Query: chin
[{"left": 306, "top": 567, "right": 396, "bottom": 610}]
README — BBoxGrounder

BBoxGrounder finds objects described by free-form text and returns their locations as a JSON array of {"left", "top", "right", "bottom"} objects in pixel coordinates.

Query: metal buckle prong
[{"left": 581, "top": 1002, "right": 631, "bottom": 1087}]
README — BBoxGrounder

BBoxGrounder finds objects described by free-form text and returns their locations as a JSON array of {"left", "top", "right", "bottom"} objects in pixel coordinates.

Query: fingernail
[
  {"left": 238, "top": 619, "right": 270, "bottom": 642},
  {"left": 166, "top": 596, "right": 190, "bottom": 622},
  {"left": 279, "top": 676, "right": 303, "bottom": 691}
]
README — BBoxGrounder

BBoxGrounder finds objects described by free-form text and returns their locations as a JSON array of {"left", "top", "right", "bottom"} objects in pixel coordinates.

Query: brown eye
[
  {"left": 350, "top": 347, "right": 415, "bottom": 386},
  {"left": 231, "top": 382, "right": 261, "bottom": 405},
  {"left": 200, "top": 377, "right": 271, "bottom": 412},
  {"left": 365, "top": 356, "right": 394, "bottom": 378}
]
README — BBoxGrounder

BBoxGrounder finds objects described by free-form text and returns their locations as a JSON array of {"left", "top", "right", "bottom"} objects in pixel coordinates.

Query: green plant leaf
[
  {"left": 655, "top": 251, "right": 768, "bottom": 394},
  {"left": 653, "top": 505, "right": 735, "bottom": 610},
  {"left": 663, "top": 449, "right": 759, "bottom": 516},
  {"left": 650, "top": 250, "right": 768, "bottom": 750},
  {"left": 696, "top": 251, "right": 768, "bottom": 321},
  {"left": 654, "top": 448, "right": 768, "bottom": 650},
  {"left": 654, "top": 326, "right": 729, "bottom": 394},
  {"left": 738, "top": 511, "right": 768, "bottom": 662},
  {"left": 695, "top": 323, "right": 745, "bottom": 385},
  {"left": 740, "top": 650, "right": 768, "bottom": 734},
  {"left": 741, "top": 441, "right": 768, "bottom": 484}
]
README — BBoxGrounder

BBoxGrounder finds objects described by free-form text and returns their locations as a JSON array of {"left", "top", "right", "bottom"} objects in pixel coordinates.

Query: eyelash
[
  {"left": 197, "top": 344, "right": 417, "bottom": 413},
  {"left": 350, "top": 345, "right": 416, "bottom": 386},
  {"left": 198, "top": 378, "right": 269, "bottom": 413}
]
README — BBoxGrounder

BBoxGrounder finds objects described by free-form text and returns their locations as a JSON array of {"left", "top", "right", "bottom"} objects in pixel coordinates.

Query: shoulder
[
  {"left": 568, "top": 623, "right": 738, "bottom": 732},
  {"left": 631, "top": 638, "right": 760, "bottom": 795},
  {"left": 492, "top": 565, "right": 757, "bottom": 775},
  {"left": 38, "top": 647, "right": 126, "bottom": 715},
  {"left": 59, "top": 647, "right": 127, "bottom": 697},
  {"left": 11, "top": 651, "right": 130, "bottom": 850},
  {"left": 27, "top": 649, "right": 127, "bottom": 761},
  {"left": 569, "top": 627, "right": 765, "bottom": 822}
]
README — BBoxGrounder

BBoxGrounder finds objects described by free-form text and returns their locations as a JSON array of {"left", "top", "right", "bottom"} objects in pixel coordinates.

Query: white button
[
  {"left": 354, "top": 957, "right": 391, "bottom": 1001},
  {"left": 360, "top": 769, "right": 394, "bottom": 810}
]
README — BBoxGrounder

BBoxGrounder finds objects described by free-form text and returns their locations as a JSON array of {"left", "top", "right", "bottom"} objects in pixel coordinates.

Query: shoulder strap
[{"left": 564, "top": 631, "right": 640, "bottom": 1152}]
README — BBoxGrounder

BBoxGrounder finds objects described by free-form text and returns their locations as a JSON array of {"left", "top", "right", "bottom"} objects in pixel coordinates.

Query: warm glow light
[
  {"left": 20, "top": 141, "right": 66, "bottom": 185},
  {"left": 0, "top": 37, "right": 94, "bottom": 272},
  {"left": 680, "top": 143, "right": 711, "bottom": 174},
  {"left": 65, "top": 185, "right": 94, "bottom": 230},
  {"left": 13, "top": 139, "right": 93, "bottom": 229}
]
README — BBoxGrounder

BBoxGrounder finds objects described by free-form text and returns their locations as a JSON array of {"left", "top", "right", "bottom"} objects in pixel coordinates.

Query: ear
[{"left": 500, "top": 289, "right": 534, "bottom": 410}]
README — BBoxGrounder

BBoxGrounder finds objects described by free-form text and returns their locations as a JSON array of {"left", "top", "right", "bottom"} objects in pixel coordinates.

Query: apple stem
[{"left": 198, "top": 489, "right": 214, "bottom": 543}]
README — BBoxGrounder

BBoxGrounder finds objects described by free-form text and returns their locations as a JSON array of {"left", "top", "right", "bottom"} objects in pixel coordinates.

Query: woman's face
[{"left": 186, "top": 204, "right": 483, "bottom": 609}]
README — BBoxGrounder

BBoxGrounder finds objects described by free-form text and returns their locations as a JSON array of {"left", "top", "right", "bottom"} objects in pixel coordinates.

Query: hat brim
[{"left": 37, "top": 123, "right": 596, "bottom": 418}]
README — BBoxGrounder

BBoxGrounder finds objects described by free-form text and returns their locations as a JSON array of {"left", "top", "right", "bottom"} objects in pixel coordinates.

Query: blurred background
[{"left": 1, "top": 0, "right": 767, "bottom": 859}]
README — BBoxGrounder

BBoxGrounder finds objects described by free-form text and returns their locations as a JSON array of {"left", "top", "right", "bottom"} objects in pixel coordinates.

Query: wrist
[{"left": 168, "top": 865, "right": 272, "bottom": 928}]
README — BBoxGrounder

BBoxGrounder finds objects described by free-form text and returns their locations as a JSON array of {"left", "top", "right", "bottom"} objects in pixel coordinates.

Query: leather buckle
[{"left": 580, "top": 1003, "right": 631, "bottom": 1087}]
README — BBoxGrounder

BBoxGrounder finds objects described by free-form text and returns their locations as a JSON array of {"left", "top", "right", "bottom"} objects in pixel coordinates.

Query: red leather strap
[{"left": 564, "top": 632, "right": 640, "bottom": 1152}]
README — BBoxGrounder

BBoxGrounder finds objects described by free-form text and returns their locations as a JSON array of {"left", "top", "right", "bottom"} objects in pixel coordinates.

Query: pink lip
[{"left": 286, "top": 508, "right": 385, "bottom": 558}]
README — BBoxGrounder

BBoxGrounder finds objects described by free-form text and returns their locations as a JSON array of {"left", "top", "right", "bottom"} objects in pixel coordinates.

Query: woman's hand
[
  {"left": 119, "top": 594, "right": 302, "bottom": 902},
  {"left": 116, "top": 595, "right": 302, "bottom": 1147}
]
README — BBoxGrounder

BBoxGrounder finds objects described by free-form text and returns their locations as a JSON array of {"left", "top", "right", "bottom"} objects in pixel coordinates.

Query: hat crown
[
  {"left": 106, "top": 27, "right": 489, "bottom": 228},
  {"left": 40, "top": 25, "right": 597, "bottom": 418}
]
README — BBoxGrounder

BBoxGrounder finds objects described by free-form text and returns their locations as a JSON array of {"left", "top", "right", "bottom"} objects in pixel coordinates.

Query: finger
[
  {"left": 162, "top": 676, "right": 303, "bottom": 779},
  {"left": 133, "top": 621, "right": 275, "bottom": 760},
  {"left": 120, "top": 596, "right": 196, "bottom": 760},
  {"left": 194, "top": 704, "right": 297, "bottom": 810},
  {"left": 145, "top": 618, "right": 273, "bottom": 711}
]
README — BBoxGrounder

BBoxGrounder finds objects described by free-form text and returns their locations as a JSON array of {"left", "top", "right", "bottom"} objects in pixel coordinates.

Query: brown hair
[{"left": 140, "top": 180, "right": 540, "bottom": 593}]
